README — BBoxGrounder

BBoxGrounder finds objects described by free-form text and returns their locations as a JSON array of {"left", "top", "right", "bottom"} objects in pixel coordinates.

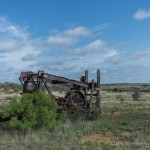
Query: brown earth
[
  {"left": 80, "top": 131, "right": 139, "bottom": 145},
  {"left": 80, "top": 133, "right": 122, "bottom": 145}
]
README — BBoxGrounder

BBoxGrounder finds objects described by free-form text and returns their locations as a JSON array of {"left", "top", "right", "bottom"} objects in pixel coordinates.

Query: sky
[{"left": 0, "top": 0, "right": 150, "bottom": 83}]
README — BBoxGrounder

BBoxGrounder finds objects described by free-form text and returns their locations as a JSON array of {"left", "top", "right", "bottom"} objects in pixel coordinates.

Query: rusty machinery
[{"left": 19, "top": 69, "right": 101, "bottom": 112}]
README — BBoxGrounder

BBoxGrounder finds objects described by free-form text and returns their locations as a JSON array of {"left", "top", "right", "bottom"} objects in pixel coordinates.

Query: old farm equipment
[{"left": 19, "top": 69, "right": 101, "bottom": 112}]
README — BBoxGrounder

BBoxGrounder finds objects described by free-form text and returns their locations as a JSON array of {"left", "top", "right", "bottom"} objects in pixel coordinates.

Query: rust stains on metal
[{"left": 19, "top": 69, "right": 101, "bottom": 112}]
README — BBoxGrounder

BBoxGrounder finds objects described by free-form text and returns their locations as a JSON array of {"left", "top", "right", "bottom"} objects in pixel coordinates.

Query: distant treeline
[
  {"left": 0, "top": 82, "right": 22, "bottom": 92},
  {"left": 101, "top": 83, "right": 150, "bottom": 93},
  {"left": 0, "top": 82, "right": 69, "bottom": 93},
  {"left": 1, "top": 82, "right": 150, "bottom": 93}
]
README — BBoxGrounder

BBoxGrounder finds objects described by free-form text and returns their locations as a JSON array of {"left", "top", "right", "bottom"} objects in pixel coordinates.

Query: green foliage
[
  {"left": 102, "top": 83, "right": 150, "bottom": 93},
  {"left": 2, "top": 90, "right": 66, "bottom": 131},
  {"left": 0, "top": 82, "right": 22, "bottom": 92},
  {"left": 116, "top": 95, "right": 125, "bottom": 102},
  {"left": 0, "top": 89, "right": 150, "bottom": 150},
  {"left": 113, "top": 87, "right": 122, "bottom": 92}
]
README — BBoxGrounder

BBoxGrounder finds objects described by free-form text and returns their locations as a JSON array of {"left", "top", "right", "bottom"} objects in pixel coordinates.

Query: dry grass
[{"left": 0, "top": 88, "right": 150, "bottom": 150}]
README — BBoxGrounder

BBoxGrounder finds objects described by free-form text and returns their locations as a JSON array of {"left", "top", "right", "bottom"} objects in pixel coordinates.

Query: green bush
[
  {"left": 113, "top": 87, "right": 122, "bottom": 92},
  {"left": 2, "top": 90, "right": 66, "bottom": 131},
  {"left": 116, "top": 95, "right": 125, "bottom": 102}
]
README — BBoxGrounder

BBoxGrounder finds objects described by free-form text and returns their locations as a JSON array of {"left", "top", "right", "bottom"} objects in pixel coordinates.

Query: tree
[{"left": 2, "top": 90, "right": 66, "bottom": 131}]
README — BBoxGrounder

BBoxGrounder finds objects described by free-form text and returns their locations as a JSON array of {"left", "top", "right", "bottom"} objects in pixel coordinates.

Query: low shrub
[
  {"left": 2, "top": 90, "right": 66, "bottom": 131},
  {"left": 113, "top": 87, "right": 122, "bottom": 92},
  {"left": 116, "top": 95, "right": 125, "bottom": 102},
  {"left": 132, "top": 89, "right": 141, "bottom": 101}
]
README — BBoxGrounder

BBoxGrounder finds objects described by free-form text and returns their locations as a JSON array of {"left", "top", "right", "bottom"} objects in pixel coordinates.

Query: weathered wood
[
  {"left": 96, "top": 69, "right": 101, "bottom": 111},
  {"left": 90, "top": 79, "right": 94, "bottom": 107},
  {"left": 43, "top": 73, "right": 88, "bottom": 88},
  {"left": 19, "top": 69, "right": 101, "bottom": 112},
  {"left": 85, "top": 70, "right": 88, "bottom": 102}
]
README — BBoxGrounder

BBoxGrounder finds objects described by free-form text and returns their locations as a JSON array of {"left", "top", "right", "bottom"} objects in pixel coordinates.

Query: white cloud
[
  {"left": 0, "top": 16, "right": 41, "bottom": 71},
  {"left": 134, "top": 9, "right": 150, "bottom": 20},
  {"left": 47, "top": 26, "right": 91, "bottom": 46},
  {"left": 47, "top": 36, "right": 76, "bottom": 45},
  {"left": 0, "top": 16, "right": 150, "bottom": 83},
  {"left": 105, "top": 48, "right": 117, "bottom": 57},
  {"left": 0, "top": 40, "right": 18, "bottom": 52},
  {"left": 6, "top": 25, "right": 29, "bottom": 40},
  {"left": 64, "top": 26, "right": 90, "bottom": 37},
  {"left": 71, "top": 39, "right": 105, "bottom": 55},
  {"left": 0, "top": 17, "right": 29, "bottom": 39},
  {"left": 1, "top": 43, "right": 40, "bottom": 70}
]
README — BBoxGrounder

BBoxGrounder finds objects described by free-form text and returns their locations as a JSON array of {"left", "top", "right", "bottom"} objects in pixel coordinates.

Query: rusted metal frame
[
  {"left": 19, "top": 78, "right": 24, "bottom": 86},
  {"left": 19, "top": 69, "right": 101, "bottom": 112},
  {"left": 51, "top": 81, "right": 67, "bottom": 84},
  {"left": 24, "top": 75, "right": 37, "bottom": 93},
  {"left": 90, "top": 79, "right": 95, "bottom": 107},
  {"left": 36, "top": 70, "right": 44, "bottom": 89},
  {"left": 41, "top": 78, "right": 52, "bottom": 94},
  {"left": 37, "top": 75, "right": 41, "bottom": 89},
  {"left": 30, "top": 77, "right": 38, "bottom": 91},
  {"left": 42, "top": 73, "right": 88, "bottom": 88},
  {"left": 23, "top": 81, "right": 28, "bottom": 93},
  {"left": 21, "top": 74, "right": 38, "bottom": 93},
  {"left": 85, "top": 70, "right": 88, "bottom": 105},
  {"left": 85, "top": 94, "right": 98, "bottom": 96},
  {"left": 96, "top": 69, "right": 101, "bottom": 111},
  {"left": 20, "top": 71, "right": 88, "bottom": 87}
]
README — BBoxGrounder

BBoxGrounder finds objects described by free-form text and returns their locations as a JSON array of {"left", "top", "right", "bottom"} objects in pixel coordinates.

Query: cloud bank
[{"left": 0, "top": 16, "right": 150, "bottom": 83}]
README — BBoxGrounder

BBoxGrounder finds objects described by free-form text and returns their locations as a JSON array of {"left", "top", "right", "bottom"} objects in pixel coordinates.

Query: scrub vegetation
[{"left": 0, "top": 84, "right": 150, "bottom": 150}]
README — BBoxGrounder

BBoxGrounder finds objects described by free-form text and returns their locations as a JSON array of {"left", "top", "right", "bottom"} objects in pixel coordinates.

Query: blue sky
[{"left": 0, "top": 0, "right": 150, "bottom": 83}]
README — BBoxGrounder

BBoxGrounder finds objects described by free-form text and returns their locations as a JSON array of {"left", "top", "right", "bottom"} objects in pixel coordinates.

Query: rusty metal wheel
[{"left": 65, "top": 90, "right": 85, "bottom": 111}]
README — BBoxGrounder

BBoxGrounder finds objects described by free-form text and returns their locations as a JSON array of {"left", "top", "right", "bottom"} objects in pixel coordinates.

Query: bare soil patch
[
  {"left": 80, "top": 131, "right": 139, "bottom": 145},
  {"left": 80, "top": 133, "right": 122, "bottom": 145}
]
